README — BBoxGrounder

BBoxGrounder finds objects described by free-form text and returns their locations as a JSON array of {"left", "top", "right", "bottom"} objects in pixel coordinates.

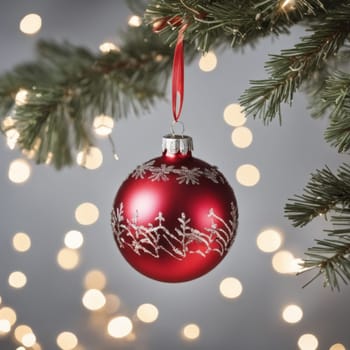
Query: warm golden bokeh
[
  {"left": 182, "top": 324, "right": 200, "bottom": 340},
  {"left": 136, "top": 303, "right": 159, "bottom": 323}
]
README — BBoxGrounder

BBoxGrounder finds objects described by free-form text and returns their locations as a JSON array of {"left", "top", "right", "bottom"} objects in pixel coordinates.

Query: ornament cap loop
[{"left": 162, "top": 134, "right": 193, "bottom": 156}]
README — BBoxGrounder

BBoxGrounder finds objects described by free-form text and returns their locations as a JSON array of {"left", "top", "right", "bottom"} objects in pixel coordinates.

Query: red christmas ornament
[{"left": 111, "top": 134, "right": 238, "bottom": 282}]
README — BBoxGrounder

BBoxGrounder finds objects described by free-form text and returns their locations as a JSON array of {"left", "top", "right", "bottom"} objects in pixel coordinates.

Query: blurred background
[{"left": 0, "top": 1, "right": 349, "bottom": 349}]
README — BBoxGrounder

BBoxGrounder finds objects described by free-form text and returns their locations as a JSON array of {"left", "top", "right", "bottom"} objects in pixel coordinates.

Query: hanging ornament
[
  {"left": 111, "top": 133, "right": 238, "bottom": 282},
  {"left": 111, "top": 22, "right": 238, "bottom": 282}
]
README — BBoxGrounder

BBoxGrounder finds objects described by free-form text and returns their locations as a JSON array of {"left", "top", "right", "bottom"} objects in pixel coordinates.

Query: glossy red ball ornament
[{"left": 111, "top": 134, "right": 238, "bottom": 282}]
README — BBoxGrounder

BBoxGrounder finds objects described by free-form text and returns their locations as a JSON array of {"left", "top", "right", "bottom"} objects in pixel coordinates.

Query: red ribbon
[{"left": 172, "top": 24, "right": 188, "bottom": 122}]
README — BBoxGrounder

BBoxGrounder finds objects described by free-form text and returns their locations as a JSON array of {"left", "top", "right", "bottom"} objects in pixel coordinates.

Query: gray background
[{"left": 0, "top": 1, "right": 349, "bottom": 349}]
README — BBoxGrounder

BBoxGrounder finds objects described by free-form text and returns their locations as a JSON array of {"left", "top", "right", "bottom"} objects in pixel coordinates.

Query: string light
[
  {"left": 223, "top": 103, "right": 246, "bottom": 127},
  {"left": 182, "top": 324, "right": 200, "bottom": 340},
  {"left": 236, "top": 164, "right": 260, "bottom": 187},
  {"left": 22, "top": 332, "right": 37, "bottom": 347},
  {"left": 13, "top": 232, "right": 31, "bottom": 252},
  {"left": 6, "top": 128, "right": 20, "bottom": 150},
  {"left": 76, "top": 147, "right": 103, "bottom": 170},
  {"left": 75, "top": 202, "right": 99, "bottom": 225},
  {"left": 8, "top": 159, "right": 31, "bottom": 184},
  {"left": 136, "top": 303, "right": 159, "bottom": 323},
  {"left": 282, "top": 304, "right": 303, "bottom": 323},
  {"left": 14, "top": 325, "right": 33, "bottom": 344},
  {"left": 329, "top": 344, "right": 346, "bottom": 350},
  {"left": 256, "top": 229, "right": 282, "bottom": 253},
  {"left": 104, "top": 294, "right": 121, "bottom": 314},
  {"left": 272, "top": 250, "right": 295, "bottom": 274},
  {"left": 83, "top": 270, "right": 106, "bottom": 290},
  {"left": 0, "top": 320, "right": 11, "bottom": 334},
  {"left": 15, "top": 89, "right": 29, "bottom": 105},
  {"left": 281, "top": 0, "right": 296, "bottom": 10},
  {"left": 199, "top": 51, "right": 217, "bottom": 72},
  {"left": 19, "top": 13, "right": 42, "bottom": 35},
  {"left": 56, "top": 331, "right": 78, "bottom": 350},
  {"left": 82, "top": 289, "right": 106, "bottom": 311},
  {"left": 128, "top": 15, "right": 142, "bottom": 27},
  {"left": 99, "top": 42, "right": 120, "bottom": 54},
  {"left": 8, "top": 271, "right": 27, "bottom": 289},
  {"left": 219, "top": 277, "right": 243, "bottom": 299},
  {"left": 107, "top": 316, "right": 133, "bottom": 338},
  {"left": 57, "top": 248, "right": 80, "bottom": 270},
  {"left": 64, "top": 230, "right": 84, "bottom": 249},
  {"left": 298, "top": 333, "right": 318, "bottom": 350},
  {"left": 93, "top": 114, "right": 114, "bottom": 136},
  {"left": 0, "top": 307, "right": 17, "bottom": 327},
  {"left": 231, "top": 126, "right": 253, "bottom": 148}
]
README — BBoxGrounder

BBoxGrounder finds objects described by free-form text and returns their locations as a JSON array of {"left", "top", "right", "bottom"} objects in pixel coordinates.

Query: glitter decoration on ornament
[
  {"left": 112, "top": 202, "right": 237, "bottom": 260},
  {"left": 130, "top": 160, "right": 226, "bottom": 185}
]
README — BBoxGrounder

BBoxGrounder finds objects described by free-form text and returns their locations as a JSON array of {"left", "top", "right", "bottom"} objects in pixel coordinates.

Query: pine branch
[
  {"left": 239, "top": 4, "right": 350, "bottom": 124},
  {"left": 285, "top": 164, "right": 350, "bottom": 289},
  {"left": 0, "top": 26, "right": 174, "bottom": 168},
  {"left": 318, "top": 71, "right": 350, "bottom": 152},
  {"left": 145, "top": 0, "right": 330, "bottom": 51},
  {"left": 301, "top": 225, "right": 350, "bottom": 291},
  {"left": 285, "top": 164, "right": 350, "bottom": 227}
]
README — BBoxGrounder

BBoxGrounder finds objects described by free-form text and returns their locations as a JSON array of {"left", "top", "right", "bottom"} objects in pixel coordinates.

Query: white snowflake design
[
  {"left": 130, "top": 161, "right": 227, "bottom": 185},
  {"left": 111, "top": 202, "right": 238, "bottom": 260},
  {"left": 148, "top": 164, "right": 174, "bottom": 182},
  {"left": 131, "top": 160, "right": 155, "bottom": 179},
  {"left": 203, "top": 167, "right": 226, "bottom": 184},
  {"left": 174, "top": 166, "right": 202, "bottom": 185}
]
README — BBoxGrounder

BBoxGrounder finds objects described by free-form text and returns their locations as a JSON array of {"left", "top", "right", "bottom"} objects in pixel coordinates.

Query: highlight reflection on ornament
[{"left": 111, "top": 134, "right": 238, "bottom": 282}]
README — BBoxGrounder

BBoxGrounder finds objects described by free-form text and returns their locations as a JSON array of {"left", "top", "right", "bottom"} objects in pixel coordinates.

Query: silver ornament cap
[{"left": 162, "top": 134, "right": 193, "bottom": 156}]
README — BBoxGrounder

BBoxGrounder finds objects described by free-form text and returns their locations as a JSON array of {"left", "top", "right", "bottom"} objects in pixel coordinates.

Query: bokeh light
[
  {"left": 0, "top": 320, "right": 11, "bottom": 334},
  {"left": 99, "top": 42, "right": 120, "bottom": 54},
  {"left": 329, "top": 344, "right": 346, "bottom": 350},
  {"left": 6, "top": 128, "right": 20, "bottom": 150},
  {"left": 182, "top": 324, "right": 200, "bottom": 340},
  {"left": 105, "top": 294, "right": 120, "bottom": 314},
  {"left": 2, "top": 116, "right": 15, "bottom": 130},
  {"left": 272, "top": 250, "right": 303, "bottom": 274},
  {"left": 57, "top": 248, "right": 80, "bottom": 270},
  {"left": 108, "top": 316, "right": 133, "bottom": 338},
  {"left": 75, "top": 202, "right": 99, "bottom": 225},
  {"left": 93, "top": 114, "right": 114, "bottom": 136},
  {"left": 56, "top": 331, "right": 78, "bottom": 350},
  {"left": 282, "top": 304, "right": 303, "bottom": 323},
  {"left": 64, "top": 230, "right": 84, "bottom": 249},
  {"left": 256, "top": 229, "right": 282, "bottom": 253},
  {"left": 199, "top": 51, "right": 217, "bottom": 72},
  {"left": 84, "top": 270, "right": 106, "bottom": 290},
  {"left": 19, "top": 13, "right": 42, "bottom": 35},
  {"left": 0, "top": 306, "right": 17, "bottom": 326},
  {"left": 231, "top": 126, "right": 253, "bottom": 148},
  {"left": 298, "top": 333, "right": 319, "bottom": 350},
  {"left": 13, "top": 232, "right": 31, "bottom": 252},
  {"left": 8, "top": 159, "right": 31, "bottom": 184},
  {"left": 82, "top": 289, "right": 106, "bottom": 311},
  {"left": 22, "top": 332, "right": 36, "bottom": 347},
  {"left": 136, "top": 303, "right": 159, "bottom": 323},
  {"left": 8, "top": 271, "right": 27, "bottom": 288},
  {"left": 14, "top": 325, "right": 33, "bottom": 344},
  {"left": 31, "top": 344, "right": 42, "bottom": 350},
  {"left": 223, "top": 103, "right": 246, "bottom": 127},
  {"left": 76, "top": 147, "right": 103, "bottom": 170},
  {"left": 15, "top": 89, "right": 29, "bottom": 105},
  {"left": 219, "top": 277, "right": 243, "bottom": 299},
  {"left": 236, "top": 164, "right": 260, "bottom": 186},
  {"left": 128, "top": 15, "right": 142, "bottom": 27}
]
